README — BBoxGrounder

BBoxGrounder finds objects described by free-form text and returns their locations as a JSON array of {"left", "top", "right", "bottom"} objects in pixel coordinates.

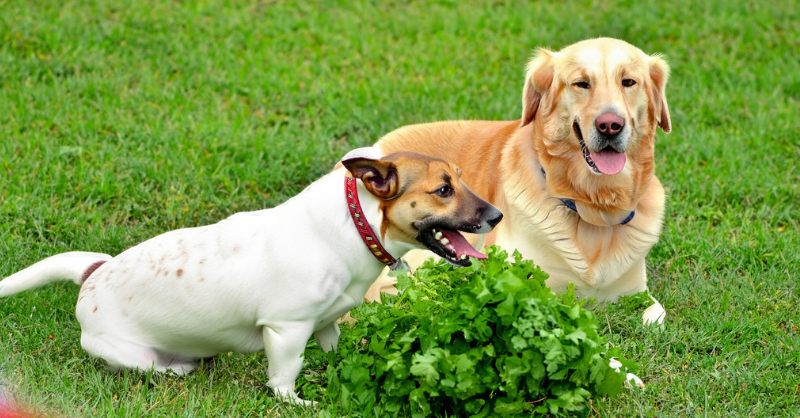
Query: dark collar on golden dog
[
  {"left": 345, "top": 176, "right": 405, "bottom": 270},
  {"left": 540, "top": 168, "right": 635, "bottom": 225}
]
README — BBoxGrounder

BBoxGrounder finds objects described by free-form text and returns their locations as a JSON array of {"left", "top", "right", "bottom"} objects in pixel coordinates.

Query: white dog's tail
[{"left": 0, "top": 252, "right": 113, "bottom": 297}]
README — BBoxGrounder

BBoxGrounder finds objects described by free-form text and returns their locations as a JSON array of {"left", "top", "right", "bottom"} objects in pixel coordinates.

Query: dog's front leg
[
  {"left": 262, "top": 321, "right": 315, "bottom": 405},
  {"left": 614, "top": 259, "right": 666, "bottom": 326},
  {"left": 314, "top": 322, "right": 340, "bottom": 353}
]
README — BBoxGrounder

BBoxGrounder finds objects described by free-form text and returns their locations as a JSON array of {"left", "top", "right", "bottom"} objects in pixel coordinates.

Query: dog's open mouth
[
  {"left": 573, "top": 120, "right": 627, "bottom": 176},
  {"left": 416, "top": 227, "right": 486, "bottom": 267}
]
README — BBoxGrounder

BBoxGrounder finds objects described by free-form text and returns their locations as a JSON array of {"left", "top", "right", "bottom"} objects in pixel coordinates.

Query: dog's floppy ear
[
  {"left": 521, "top": 47, "right": 555, "bottom": 127},
  {"left": 648, "top": 55, "right": 672, "bottom": 133},
  {"left": 342, "top": 157, "right": 400, "bottom": 200}
]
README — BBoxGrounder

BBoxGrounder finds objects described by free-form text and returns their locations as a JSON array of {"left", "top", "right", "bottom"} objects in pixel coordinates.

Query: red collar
[{"left": 345, "top": 176, "right": 398, "bottom": 267}]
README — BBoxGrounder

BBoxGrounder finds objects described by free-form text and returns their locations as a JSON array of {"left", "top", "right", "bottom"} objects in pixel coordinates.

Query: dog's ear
[
  {"left": 648, "top": 55, "right": 672, "bottom": 133},
  {"left": 521, "top": 47, "right": 555, "bottom": 127},
  {"left": 342, "top": 157, "right": 400, "bottom": 200}
]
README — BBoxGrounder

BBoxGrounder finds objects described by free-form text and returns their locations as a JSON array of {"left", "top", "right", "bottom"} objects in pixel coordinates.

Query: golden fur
[{"left": 367, "top": 38, "right": 672, "bottom": 318}]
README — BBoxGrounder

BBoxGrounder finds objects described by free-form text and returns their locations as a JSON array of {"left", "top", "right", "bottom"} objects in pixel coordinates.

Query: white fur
[
  {"left": 0, "top": 252, "right": 112, "bottom": 296},
  {"left": 0, "top": 148, "right": 471, "bottom": 404}
]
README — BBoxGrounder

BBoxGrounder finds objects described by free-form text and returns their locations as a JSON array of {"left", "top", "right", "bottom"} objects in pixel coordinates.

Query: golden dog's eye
[
  {"left": 573, "top": 81, "right": 590, "bottom": 89},
  {"left": 622, "top": 78, "right": 637, "bottom": 87},
  {"left": 435, "top": 185, "right": 454, "bottom": 198}
]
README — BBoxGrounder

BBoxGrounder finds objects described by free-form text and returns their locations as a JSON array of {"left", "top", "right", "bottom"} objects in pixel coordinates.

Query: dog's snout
[{"left": 595, "top": 113, "right": 624, "bottom": 135}]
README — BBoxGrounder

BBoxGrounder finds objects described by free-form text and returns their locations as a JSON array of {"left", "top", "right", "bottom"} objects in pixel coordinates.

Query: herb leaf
[{"left": 326, "top": 246, "right": 632, "bottom": 417}]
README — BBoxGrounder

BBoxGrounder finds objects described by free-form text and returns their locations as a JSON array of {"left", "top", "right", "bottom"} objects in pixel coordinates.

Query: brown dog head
[
  {"left": 520, "top": 38, "right": 671, "bottom": 222},
  {"left": 342, "top": 151, "right": 502, "bottom": 266}
]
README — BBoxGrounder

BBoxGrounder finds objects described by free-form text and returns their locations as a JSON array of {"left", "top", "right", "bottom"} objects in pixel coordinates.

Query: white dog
[{"left": 0, "top": 148, "right": 502, "bottom": 404}]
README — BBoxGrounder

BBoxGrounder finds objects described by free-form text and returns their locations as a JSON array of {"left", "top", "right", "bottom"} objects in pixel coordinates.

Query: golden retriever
[{"left": 366, "top": 38, "right": 672, "bottom": 324}]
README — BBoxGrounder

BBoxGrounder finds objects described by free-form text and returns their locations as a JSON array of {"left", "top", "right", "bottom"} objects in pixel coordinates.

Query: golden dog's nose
[{"left": 596, "top": 112, "right": 625, "bottom": 135}]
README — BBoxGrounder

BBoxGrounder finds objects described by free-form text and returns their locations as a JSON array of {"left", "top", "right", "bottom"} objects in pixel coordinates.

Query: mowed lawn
[{"left": 1, "top": 0, "right": 798, "bottom": 416}]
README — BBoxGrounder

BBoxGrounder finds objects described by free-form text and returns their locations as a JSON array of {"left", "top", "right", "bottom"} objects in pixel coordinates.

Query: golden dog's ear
[
  {"left": 521, "top": 48, "right": 555, "bottom": 127},
  {"left": 649, "top": 55, "right": 672, "bottom": 133},
  {"left": 342, "top": 157, "right": 400, "bottom": 200}
]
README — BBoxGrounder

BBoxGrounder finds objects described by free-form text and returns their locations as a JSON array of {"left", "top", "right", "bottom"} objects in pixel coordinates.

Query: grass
[{"left": 0, "top": 0, "right": 798, "bottom": 416}]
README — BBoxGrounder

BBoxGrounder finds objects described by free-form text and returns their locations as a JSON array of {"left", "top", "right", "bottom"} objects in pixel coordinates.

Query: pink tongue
[
  {"left": 590, "top": 150, "right": 627, "bottom": 175},
  {"left": 440, "top": 229, "right": 487, "bottom": 260}
]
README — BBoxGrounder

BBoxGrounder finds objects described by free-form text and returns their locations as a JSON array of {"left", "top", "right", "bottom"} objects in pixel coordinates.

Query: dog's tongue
[
  {"left": 441, "top": 229, "right": 487, "bottom": 260},
  {"left": 590, "top": 150, "right": 626, "bottom": 175}
]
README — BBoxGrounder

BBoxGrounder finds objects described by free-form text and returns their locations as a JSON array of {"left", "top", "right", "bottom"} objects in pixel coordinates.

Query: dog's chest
[
  {"left": 496, "top": 206, "right": 589, "bottom": 278},
  {"left": 314, "top": 263, "right": 384, "bottom": 328},
  {"left": 497, "top": 200, "right": 657, "bottom": 294}
]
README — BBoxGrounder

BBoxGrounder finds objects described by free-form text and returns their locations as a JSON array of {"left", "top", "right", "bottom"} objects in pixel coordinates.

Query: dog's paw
[
  {"left": 283, "top": 397, "right": 315, "bottom": 407},
  {"left": 274, "top": 389, "right": 315, "bottom": 407},
  {"left": 642, "top": 301, "right": 666, "bottom": 326}
]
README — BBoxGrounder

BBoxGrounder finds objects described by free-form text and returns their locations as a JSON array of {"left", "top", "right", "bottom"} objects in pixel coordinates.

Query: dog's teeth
[
  {"left": 440, "top": 238, "right": 449, "bottom": 245},
  {"left": 434, "top": 231, "right": 443, "bottom": 240}
]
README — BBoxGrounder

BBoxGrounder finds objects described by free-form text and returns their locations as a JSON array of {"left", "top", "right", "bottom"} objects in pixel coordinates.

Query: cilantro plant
[{"left": 326, "top": 247, "right": 632, "bottom": 417}]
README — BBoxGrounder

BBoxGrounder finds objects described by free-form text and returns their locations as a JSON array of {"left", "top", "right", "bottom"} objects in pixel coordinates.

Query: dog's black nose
[{"left": 486, "top": 209, "right": 503, "bottom": 228}]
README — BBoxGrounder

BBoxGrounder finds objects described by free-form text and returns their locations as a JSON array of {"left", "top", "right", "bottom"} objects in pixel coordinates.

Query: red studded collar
[{"left": 345, "top": 176, "right": 399, "bottom": 268}]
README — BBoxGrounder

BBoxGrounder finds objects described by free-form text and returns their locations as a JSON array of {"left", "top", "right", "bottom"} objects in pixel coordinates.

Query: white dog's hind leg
[
  {"left": 82, "top": 332, "right": 160, "bottom": 372},
  {"left": 81, "top": 333, "right": 198, "bottom": 375},
  {"left": 642, "top": 294, "right": 666, "bottom": 326},
  {"left": 314, "top": 322, "right": 340, "bottom": 353},
  {"left": 262, "top": 322, "right": 315, "bottom": 406}
]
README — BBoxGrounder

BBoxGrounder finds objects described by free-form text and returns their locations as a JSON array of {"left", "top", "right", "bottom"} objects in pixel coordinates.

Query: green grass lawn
[{"left": 1, "top": 0, "right": 798, "bottom": 416}]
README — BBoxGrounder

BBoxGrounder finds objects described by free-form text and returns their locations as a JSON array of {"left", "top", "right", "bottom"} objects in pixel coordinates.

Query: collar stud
[{"left": 345, "top": 176, "right": 400, "bottom": 267}]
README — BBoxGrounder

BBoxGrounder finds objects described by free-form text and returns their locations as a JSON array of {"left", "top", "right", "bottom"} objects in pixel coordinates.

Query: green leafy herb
[{"left": 326, "top": 247, "right": 631, "bottom": 417}]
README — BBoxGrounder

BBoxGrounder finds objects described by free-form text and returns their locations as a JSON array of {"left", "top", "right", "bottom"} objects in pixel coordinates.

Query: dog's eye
[
  {"left": 435, "top": 185, "right": 454, "bottom": 198},
  {"left": 622, "top": 79, "right": 637, "bottom": 87},
  {"left": 573, "top": 81, "right": 590, "bottom": 89}
]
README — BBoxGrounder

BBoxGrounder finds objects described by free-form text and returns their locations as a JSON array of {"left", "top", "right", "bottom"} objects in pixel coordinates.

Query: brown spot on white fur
[
  {"left": 81, "top": 261, "right": 107, "bottom": 282},
  {"left": 177, "top": 269, "right": 183, "bottom": 277}
]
